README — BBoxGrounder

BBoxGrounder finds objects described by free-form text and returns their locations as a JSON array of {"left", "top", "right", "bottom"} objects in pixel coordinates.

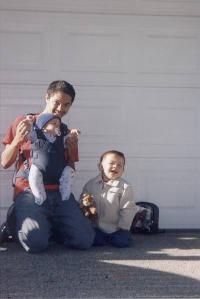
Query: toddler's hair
[{"left": 99, "top": 150, "right": 125, "bottom": 165}]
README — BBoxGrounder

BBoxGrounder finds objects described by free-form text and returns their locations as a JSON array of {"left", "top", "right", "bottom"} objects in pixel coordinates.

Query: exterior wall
[{"left": 1, "top": 0, "right": 200, "bottom": 228}]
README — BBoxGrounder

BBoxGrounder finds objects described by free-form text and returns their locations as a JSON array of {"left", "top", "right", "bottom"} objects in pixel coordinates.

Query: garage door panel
[
  {"left": 161, "top": 208, "right": 200, "bottom": 229},
  {"left": 0, "top": 31, "right": 48, "bottom": 71},
  {"left": 1, "top": 0, "right": 200, "bottom": 16},
  {"left": 0, "top": 12, "right": 58, "bottom": 84},
  {"left": 60, "top": 31, "right": 122, "bottom": 73},
  {"left": 138, "top": 19, "right": 200, "bottom": 74},
  {"left": 65, "top": 87, "right": 126, "bottom": 157},
  {"left": 0, "top": 11, "right": 128, "bottom": 85},
  {"left": 59, "top": 23, "right": 129, "bottom": 86},
  {"left": 68, "top": 105, "right": 121, "bottom": 136},
  {"left": 2, "top": 10, "right": 200, "bottom": 87},
  {"left": 134, "top": 104, "right": 197, "bottom": 146},
  {"left": 0, "top": 84, "right": 45, "bottom": 134},
  {"left": 0, "top": 171, "right": 14, "bottom": 208},
  {"left": 139, "top": 170, "right": 196, "bottom": 209},
  {"left": 1, "top": 84, "right": 44, "bottom": 101},
  {"left": 123, "top": 88, "right": 200, "bottom": 157},
  {"left": 72, "top": 157, "right": 101, "bottom": 200},
  {"left": 0, "top": 104, "right": 41, "bottom": 133},
  {"left": 126, "top": 158, "right": 200, "bottom": 228}
]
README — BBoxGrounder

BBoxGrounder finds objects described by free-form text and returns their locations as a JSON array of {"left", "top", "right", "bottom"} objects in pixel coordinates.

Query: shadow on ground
[{"left": 1, "top": 232, "right": 200, "bottom": 299}]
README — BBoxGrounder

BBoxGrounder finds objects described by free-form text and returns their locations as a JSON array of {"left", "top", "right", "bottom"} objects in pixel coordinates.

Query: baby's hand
[
  {"left": 65, "top": 129, "right": 81, "bottom": 147},
  {"left": 69, "top": 129, "right": 81, "bottom": 137},
  {"left": 25, "top": 114, "right": 37, "bottom": 141},
  {"left": 26, "top": 114, "right": 34, "bottom": 123}
]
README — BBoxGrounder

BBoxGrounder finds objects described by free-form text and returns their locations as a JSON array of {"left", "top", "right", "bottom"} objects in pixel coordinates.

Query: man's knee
[
  {"left": 18, "top": 217, "right": 49, "bottom": 253},
  {"left": 18, "top": 229, "right": 49, "bottom": 253}
]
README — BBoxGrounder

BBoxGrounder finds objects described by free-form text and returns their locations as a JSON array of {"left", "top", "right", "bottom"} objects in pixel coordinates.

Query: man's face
[
  {"left": 45, "top": 91, "right": 72, "bottom": 118},
  {"left": 99, "top": 153, "right": 125, "bottom": 182}
]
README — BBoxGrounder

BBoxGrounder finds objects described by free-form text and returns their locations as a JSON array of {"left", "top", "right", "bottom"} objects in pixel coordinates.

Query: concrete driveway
[{"left": 1, "top": 232, "right": 200, "bottom": 299}]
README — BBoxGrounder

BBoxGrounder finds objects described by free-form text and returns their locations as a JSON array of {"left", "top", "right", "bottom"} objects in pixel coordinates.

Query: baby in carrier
[{"left": 28, "top": 113, "right": 78, "bottom": 205}]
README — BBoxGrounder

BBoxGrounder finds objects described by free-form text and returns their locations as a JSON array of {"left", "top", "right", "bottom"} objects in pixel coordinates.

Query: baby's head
[
  {"left": 36, "top": 113, "right": 61, "bottom": 136},
  {"left": 98, "top": 150, "right": 125, "bottom": 182}
]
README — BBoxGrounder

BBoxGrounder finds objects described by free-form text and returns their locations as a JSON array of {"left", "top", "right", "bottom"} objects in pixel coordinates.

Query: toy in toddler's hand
[{"left": 80, "top": 194, "right": 97, "bottom": 219}]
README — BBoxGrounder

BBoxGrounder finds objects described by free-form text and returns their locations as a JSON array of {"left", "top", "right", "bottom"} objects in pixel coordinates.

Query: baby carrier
[
  {"left": 30, "top": 122, "right": 68, "bottom": 185},
  {"left": 12, "top": 115, "right": 69, "bottom": 186}
]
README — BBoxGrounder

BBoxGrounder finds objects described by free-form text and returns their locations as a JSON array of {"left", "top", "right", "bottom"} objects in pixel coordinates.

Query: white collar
[{"left": 95, "top": 174, "right": 121, "bottom": 187}]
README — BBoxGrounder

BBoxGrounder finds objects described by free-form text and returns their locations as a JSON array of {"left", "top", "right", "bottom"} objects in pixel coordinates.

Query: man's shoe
[{"left": 0, "top": 222, "right": 13, "bottom": 244}]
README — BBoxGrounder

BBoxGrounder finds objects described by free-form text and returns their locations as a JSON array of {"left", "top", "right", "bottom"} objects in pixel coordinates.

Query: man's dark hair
[
  {"left": 100, "top": 150, "right": 125, "bottom": 165},
  {"left": 47, "top": 80, "right": 76, "bottom": 103}
]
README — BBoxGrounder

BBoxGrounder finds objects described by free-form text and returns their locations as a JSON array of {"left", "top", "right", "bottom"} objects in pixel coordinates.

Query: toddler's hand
[{"left": 80, "top": 194, "right": 98, "bottom": 219}]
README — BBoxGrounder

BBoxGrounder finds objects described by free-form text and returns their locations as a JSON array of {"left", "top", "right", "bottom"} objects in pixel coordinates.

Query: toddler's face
[
  {"left": 43, "top": 118, "right": 61, "bottom": 136},
  {"left": 100, "top": 153, "right": 125, "bottom": 181}
]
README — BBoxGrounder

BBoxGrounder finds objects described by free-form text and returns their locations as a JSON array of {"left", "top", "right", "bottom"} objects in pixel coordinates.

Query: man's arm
[{"left": 1, "top": 118, "right": 31, "bottom": 169}]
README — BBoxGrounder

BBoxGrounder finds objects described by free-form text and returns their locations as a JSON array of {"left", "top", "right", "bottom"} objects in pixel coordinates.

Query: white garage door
[{"left": 1, "top": 1, "right": 200, "bottom": 228}]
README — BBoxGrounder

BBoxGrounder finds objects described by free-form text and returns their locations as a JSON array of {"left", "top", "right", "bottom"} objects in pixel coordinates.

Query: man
[{"left": 1, "top": 80, "right": 94, "bottom": 253}]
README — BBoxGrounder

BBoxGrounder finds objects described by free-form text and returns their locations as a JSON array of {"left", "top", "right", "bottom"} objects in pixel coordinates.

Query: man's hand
[
  {"left": 13, "top": 118, "right": 32, "bottom": 146},
  {"left": 1, "top": 116, "right": 32, "bottom": 168}
]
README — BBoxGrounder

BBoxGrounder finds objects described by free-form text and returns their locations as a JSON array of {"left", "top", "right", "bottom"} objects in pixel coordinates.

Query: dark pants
[
  {"left": 14, "top": 190, "right": 95, "bottom": 253},
  {"left": 93, "top": 228, "right": 133, "bottom": 248}
]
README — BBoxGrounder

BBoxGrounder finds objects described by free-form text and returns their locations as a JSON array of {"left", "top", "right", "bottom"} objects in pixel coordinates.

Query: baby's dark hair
[
  {"left": 46, "top": 80, "right": 75, "bottom": 103},
  {"left": 100, "top": 150, "right": 125, "bottom": 165}
]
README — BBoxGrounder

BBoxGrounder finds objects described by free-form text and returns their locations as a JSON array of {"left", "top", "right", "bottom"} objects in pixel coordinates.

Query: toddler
[{"left": 80, "top": 150, "right": 138, "bottom": 247}]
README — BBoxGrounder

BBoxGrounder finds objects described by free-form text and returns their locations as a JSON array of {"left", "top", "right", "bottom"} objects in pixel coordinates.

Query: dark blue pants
[
  {"left": 93, "top": 228, "right": 133, "bottom": 248},
  {"left": 14, "top": 190, "right": 95, "bottom": 253}
]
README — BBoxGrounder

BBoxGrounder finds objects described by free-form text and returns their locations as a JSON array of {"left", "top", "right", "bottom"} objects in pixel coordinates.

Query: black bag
[
  {"left": 131, "top": 201, "right": 164, "bottom": 234},
  {"left": 0, "top": 203, "right": 16, "bottom": 244}
]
